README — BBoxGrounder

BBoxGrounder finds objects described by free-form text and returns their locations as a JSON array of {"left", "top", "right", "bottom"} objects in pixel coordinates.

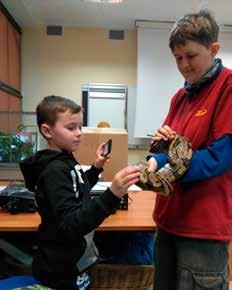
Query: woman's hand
[
  {"left": 93, "top": 142, "right": 110, "bottom": 169},
  {"left": 152, "top": 125, "right": 175, "bottom": 142},
  {"left": 110, "top": 165, "right": 141, "bottom": 199}
]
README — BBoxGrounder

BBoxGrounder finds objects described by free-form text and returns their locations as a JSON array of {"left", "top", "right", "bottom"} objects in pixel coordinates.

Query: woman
[{"left": 147, "top": 10, "right": 232, "bottom": 290}]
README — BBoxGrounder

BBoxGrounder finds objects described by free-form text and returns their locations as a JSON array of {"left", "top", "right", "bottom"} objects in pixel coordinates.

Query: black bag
[{"left": 0, "top": 183, "right": 36, "bottom": 214}]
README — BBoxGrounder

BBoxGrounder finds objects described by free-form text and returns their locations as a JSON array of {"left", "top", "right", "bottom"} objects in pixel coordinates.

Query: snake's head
[{"left": 149, "top": 139, "right": 169, "bottom": 153}]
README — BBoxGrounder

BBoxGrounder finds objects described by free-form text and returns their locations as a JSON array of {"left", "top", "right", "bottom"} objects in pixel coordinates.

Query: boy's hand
[
  {"left": 147, "top": 157, "right": 158, "bottom": 172},
  {"left": 110, "top": 165, "right": 141, "bottom": 198},
  {"left": 94, "top": 142, "right": 110, "bottom": 169}
]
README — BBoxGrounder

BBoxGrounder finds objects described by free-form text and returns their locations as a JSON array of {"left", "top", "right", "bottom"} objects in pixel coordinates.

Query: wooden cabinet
[
  {"left": 0, "top": 91, "right": 21, "bottom": 133},
  {"left": 0, "top": 4, "right": 21, "bottom": 131},
  {"left": 229, "top": 243, "right": 232, "bottom": 280},
  {"left": 0, "top": 10, "right": 8, "bottom": 84},
  {"left": 7, "top": 20, "right": 21, "bottom": 91}
]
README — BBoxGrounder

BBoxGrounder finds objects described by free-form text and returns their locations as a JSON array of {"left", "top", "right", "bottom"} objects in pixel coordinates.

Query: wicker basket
[{"left": 89, "top": 264, "right": 154, "bottom": 290}]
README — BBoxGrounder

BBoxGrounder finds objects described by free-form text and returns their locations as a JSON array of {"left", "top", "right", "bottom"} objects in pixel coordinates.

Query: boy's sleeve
[{"left": 84, "top": 165, "right": 103, "bottom": 188}]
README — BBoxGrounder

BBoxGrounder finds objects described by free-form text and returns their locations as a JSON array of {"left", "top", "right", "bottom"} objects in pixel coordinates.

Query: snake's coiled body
[{"left": 137, "top": 133, "right": 193, "bottom": 196}]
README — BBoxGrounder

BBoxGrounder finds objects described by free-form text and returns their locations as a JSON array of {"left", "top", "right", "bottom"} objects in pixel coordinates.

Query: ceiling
[{"left": 2, "top": 0, "right": 232, "bottom": 30}]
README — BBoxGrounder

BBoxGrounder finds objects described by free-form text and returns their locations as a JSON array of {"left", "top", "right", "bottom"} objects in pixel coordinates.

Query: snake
[{"left": 136, "top": 133, "right": 193, "bottom": 196}]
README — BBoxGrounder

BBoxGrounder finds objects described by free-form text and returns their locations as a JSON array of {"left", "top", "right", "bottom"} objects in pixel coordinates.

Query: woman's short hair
[{"left": 169, "top": 9, "right": 219, "bottom": 51}]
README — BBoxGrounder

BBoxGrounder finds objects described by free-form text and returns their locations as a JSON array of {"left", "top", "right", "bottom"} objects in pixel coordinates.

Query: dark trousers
[{"left": 153, "top": 228, "right": 229, "bottom": 290}]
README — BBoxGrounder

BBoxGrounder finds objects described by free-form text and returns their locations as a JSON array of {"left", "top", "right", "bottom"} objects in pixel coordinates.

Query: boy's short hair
[
  {"left": 169, "top": 9, "right": 219, "bottom": 51},
  {"left": 36, "top": 95, "right": 82, "bottom": 135}
]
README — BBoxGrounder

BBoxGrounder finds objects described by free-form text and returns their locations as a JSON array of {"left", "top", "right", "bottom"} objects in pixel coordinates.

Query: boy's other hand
[
  {"left": 94, "top": 142, "right": 110, "bottom": 169},
  {"left": 147, "top": 157, "right": 158, "bottom": 172},
  {"left": 110, "top": 165, "right": 141, "bottom": 199}
]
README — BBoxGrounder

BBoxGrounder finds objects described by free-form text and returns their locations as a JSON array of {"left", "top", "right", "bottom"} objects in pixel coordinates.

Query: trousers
[{"left": 153, "top": 228, "right": 229, "bottom": 290}]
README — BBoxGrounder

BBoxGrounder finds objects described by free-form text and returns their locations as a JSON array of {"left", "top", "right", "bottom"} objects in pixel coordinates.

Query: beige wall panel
[{"left": 21, "top": 27, "right": 137, "bottom": 111}]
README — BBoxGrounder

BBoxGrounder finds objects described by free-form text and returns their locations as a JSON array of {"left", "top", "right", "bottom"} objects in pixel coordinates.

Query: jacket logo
[
  {"left": 195, "top": 109, "right": 207, "bottom": 116},
  {"left": 74, "top": 165, "right": 84, "bottom": 184}
]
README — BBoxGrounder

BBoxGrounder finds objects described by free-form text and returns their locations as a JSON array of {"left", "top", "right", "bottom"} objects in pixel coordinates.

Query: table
[
  {"left": 1, "top": 181, "right": 232, "bottom": 281},
  {"left": 0, "top": 183, "right": 156, "bottom": 268},
  {"left": 0, "top": 185, "right": 156, "bottom": 232}
]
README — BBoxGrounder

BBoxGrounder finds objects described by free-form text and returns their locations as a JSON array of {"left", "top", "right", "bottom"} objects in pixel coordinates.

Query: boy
[{"left": 20, "top": 95, "right": 140, "bottom": 290}]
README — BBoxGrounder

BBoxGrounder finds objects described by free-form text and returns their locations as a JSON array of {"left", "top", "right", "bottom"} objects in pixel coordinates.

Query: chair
[{"left": 89, "top": 264, "right": 154, "bottom": 290}]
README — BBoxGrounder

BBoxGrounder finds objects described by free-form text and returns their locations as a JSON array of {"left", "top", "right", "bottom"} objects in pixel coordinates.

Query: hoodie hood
[{"left": 20, "top": 150, "right": 71, "bottom": 192}]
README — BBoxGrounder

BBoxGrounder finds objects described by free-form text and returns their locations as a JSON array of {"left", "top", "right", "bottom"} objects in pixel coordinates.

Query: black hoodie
[{"left": 20, "top": 149, "right": 120, "bottom": 290}]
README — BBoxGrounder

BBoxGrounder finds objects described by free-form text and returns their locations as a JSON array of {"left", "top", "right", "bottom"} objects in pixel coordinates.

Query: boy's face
[{"left": 45, "top": 110, "right": 83, "bottom": 152}]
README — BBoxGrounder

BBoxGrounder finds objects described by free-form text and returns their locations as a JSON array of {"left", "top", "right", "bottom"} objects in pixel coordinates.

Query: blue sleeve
[
  {"left": 146, "top": 153, "right": 168, "bottom": 170},
  {"left": 181, "top": 134, "right": 232, "bottom": 182}
]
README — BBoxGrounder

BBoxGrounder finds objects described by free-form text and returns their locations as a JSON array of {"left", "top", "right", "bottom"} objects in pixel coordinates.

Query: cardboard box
[{"left": 73, "top": 127, "right": 128, "bottom": 181}]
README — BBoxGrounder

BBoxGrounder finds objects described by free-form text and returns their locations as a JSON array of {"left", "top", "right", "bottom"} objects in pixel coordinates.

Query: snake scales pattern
[{"left": 136, "top": 133, "right": 193, "bottom": 196}]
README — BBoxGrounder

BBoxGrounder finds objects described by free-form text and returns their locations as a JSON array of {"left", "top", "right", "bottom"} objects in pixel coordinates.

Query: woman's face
[{"left": 173, "top": 40, "right": 219, "bottom": 84}]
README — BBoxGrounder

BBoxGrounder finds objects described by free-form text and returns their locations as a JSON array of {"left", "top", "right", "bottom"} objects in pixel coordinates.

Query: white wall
[
  {"left": 20, "top": 24, "right": 232, "bottom": 144},
  {"left": 134, "top": 25, "right": 232, "bottom": 138}
]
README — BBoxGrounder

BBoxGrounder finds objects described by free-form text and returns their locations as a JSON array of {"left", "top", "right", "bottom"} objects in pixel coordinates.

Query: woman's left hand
[{"left": 93, "top": 142, "right": 110, "bottom": 169}]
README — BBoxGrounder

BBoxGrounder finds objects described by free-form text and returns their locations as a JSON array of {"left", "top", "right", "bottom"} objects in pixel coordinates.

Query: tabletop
[{"left": 0, "top": 181, "right": 156, "bottom": 232}]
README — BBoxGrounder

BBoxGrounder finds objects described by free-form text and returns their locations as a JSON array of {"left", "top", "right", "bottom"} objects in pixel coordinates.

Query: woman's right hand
[
  {"left": 148, "top": 125, "right": 174, "bottom": 172},
  {"left": 110, "top": 165, "right": 141, "bottom": 199},
  {"left": 152, "top": 125, "right": 175, "bottom": 142}
]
